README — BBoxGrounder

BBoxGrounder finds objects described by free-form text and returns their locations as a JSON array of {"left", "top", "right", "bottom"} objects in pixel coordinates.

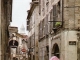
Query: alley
[{"left": 0, "top": 0, "right": 80, "bottom": 60}]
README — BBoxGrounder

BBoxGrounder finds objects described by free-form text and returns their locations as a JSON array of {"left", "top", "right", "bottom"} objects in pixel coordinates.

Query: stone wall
[
  {"left": 64, "top": 0, "right": 80, "bottom": 29},
  {"left": 0, "top": 0, "right": 12, "bottom": 60},
  {"left": 61, "top": 31, "right": 77, "bottom": 60},
  {"left": 27, "top": 0, "right": 80, "bottom": 60}
]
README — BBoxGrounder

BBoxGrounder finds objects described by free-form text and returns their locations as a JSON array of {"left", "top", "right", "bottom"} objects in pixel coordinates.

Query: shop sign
[{"left": 69, "top": 41, "right": 76, "bottom": 45}]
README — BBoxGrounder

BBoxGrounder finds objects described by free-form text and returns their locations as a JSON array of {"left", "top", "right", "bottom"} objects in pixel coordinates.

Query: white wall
[{"left": 61, "top": 31, "right": 77, "bottom": 60}]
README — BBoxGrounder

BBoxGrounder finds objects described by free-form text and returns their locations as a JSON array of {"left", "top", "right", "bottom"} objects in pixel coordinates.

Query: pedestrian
[{"left": 50, "top": 56, "right": 59, "bottom": 60}]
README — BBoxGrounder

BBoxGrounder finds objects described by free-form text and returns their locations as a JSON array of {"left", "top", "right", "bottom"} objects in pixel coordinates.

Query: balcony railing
[{"left": 49, "top": 21, "right": 62, "bottom": 33}]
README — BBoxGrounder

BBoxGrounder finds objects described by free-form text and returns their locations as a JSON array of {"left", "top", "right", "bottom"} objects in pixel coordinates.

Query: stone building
[
  {"left": 8, "top": 25, "right": 28, "bottom": 60},
  {"left": 38, "top": 0, "right": 80, "bottom": 60},
  {"left": 0, "top": 0, "right": 12, "bottom": 60},
  {"left": 8, "top": 26, "right": 18, "bottom": 60},
  {"left": 27, "top": 0, "right": 80, "bottom": 60},
  {"left": 15, "top": 33, "right": 28, "bottom": 60},
  {"left": 27, "top": 0, "right": 39, "bottom": 60},
  {"left": 8, "top": 26, "right": 18, "bottom": 37},
  {"left": 16, "top": 25, "right": 28, "bottom": 60},
  {"left": 48, "top": 0, "right": 80, "bottom": 60}
]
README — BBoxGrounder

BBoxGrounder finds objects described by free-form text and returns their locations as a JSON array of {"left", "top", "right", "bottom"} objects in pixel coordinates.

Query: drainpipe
[
  {"left": 61, "top": 0, "right": 64, "bottom": 28},
  {"left": 77, "top": 33, "right": 80, "bottom": 60},
  {"left": 49, "top": 35, "right": 52, "bottom": 59}
]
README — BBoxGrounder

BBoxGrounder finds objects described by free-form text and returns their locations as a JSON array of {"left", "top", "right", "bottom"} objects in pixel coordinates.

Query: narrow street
[{"left": 0, "top": 0, "right": 80, "bottom": 60}]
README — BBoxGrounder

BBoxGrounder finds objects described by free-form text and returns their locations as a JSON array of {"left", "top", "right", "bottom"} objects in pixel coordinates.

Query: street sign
[
  {"left": 21, "top": 48, "right": 26, "bottom": 52},
  {"left": 69, "top": 41, "right": 76, "bottom": 45}
]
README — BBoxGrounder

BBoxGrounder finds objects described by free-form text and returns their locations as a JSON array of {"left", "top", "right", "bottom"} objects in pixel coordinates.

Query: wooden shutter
[
  {"left": 44, "top": 15, "right": 48, "bottom": 35},
  {"left": 49, "top": 9, "right": 53, "bottom": 32}
]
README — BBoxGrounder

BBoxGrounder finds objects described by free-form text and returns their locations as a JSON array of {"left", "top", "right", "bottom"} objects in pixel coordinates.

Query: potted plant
[{"left": 55, "top": 22, "right": 61, "bottom": 28}]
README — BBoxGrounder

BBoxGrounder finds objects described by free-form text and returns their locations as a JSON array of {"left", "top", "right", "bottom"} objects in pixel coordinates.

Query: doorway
[{"left": 52, "top": 43, "right": 60, "bottom": 58}]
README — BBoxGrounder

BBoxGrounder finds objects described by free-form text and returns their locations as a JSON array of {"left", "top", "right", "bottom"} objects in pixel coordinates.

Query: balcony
[
  {"left": 53, "top": 21, "right": 62, "bottom": 32},
  {"left": 49, "top": 21, "right": 62, "bottom": 33}
]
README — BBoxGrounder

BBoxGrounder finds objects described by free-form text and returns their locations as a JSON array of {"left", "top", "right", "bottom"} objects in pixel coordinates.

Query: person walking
[{"left": 50, "top": 56, "right": 59, "bottom": 60}]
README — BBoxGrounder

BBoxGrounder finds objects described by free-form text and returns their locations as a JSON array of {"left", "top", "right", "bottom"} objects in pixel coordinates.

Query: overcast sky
[{"left": 10, "top": 0, "right": 31, "bottom": 34}]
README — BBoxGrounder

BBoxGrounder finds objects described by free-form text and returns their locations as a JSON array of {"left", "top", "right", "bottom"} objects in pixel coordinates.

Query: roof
[
  {"left": 8, "top": 26, "right": 18, "bottom": 33},
  {"left": 15, "top": 32, "right": 28, "bottom": 39}
]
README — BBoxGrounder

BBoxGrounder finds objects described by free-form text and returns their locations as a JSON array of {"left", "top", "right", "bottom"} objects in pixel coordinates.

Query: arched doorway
[
  {"left": 52, "top": 43, "right": 60, "bottom": 58},
  {"left": 9, "top": 40, "right": 18, "bottom": 47}
]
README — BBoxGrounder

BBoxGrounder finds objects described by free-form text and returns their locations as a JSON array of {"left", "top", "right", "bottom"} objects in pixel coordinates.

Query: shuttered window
[
  {"left": 31, "top": 34, "right": 35, "bottom": 47},
  {"left": 27, "top": 37, "right": 31, "bottom": 48},
  {"left": 53, "top": 5, "right": 57, "bottom": 27},
  {"left": 39, "top": 0, "right": 41, "bottom": 15},
  {"left": 39, "top": 22, "right": 43, "bottom": 39},
  {"left": 42, "top": 19, "right": 44, "bottom": 36},
  {"left": 44, "top": 15, "right": 48, "bottom": 35},
  {"left": 49, "top": 9, "right": 53, "bottom": 32}
]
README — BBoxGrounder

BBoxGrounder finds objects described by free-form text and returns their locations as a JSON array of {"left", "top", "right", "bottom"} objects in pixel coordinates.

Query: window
[
  {"left": 38, "top": 20, "right": 45, "bottom": 40},
  {"left": 32, "top": 13, "right": 35, "bottom": 28},
  {"left": 44, "top": 15, "right": 48, "bottom": 35},
  {"left": 39, "top": 0, "right": 41, "bottom": 15},
  {"left": 31, "top": 34, "right": 35, "bottom": 47},
  {"left": 46, "top": 0, "right": 49, "bottom": 12},
  {"left": 49, "top": 1, "right": 62, "bottom": 33},
  {"left": 49, "top": 9, "right": 53, "bottom": 32},
  {"left": 53, "top": 1, "right": 62, "bottom": 28},
  {"left": 53, "top": 5, "right": 57, "bottom": 27},
  {"left": 42, "top": 19, "right": 44, "bottom": 36},
  {"left": 27, "top": 20, "right": 30, "bottom": 31},
  {"left": 42, "top": 0, "right": 45, "bottom": 16},
  {"left": 39, "top": 22, "right": 42, "bottom": 39}
]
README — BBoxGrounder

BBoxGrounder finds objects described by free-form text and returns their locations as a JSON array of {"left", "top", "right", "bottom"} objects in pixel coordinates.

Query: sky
[{"left": 10, "top": 0, "right": 31, "bottom": 35}]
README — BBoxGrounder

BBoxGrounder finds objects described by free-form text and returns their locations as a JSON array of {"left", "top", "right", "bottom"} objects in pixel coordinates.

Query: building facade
[
  {"left": 9, "top": 26, "right": 28, "bottom": 60},
  {"left": 16, "top": 33, "right": 28, "bottom": 60},
  {"left": 8, "top": 26, "right": 18, "bottom": 60},
  {"left": 27, "top": 0, "right": 39, "bottom": 60},
  {"left": 27, "top": 0, "right": 80, "bottom": 60},
  {"left": 16, "top": 25, "right": 28, "bottom": 60},
  {"left": 0, "top": 0, "right": 12, "bottom": 60}
]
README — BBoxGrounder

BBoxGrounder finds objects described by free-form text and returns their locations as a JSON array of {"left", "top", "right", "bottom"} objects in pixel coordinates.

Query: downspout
[
  {"left": 61, "top": 0, "right": 64, "bottom": 28},
  {"left": 0, "top": 0, "right": 1, "bottom": 60}
]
